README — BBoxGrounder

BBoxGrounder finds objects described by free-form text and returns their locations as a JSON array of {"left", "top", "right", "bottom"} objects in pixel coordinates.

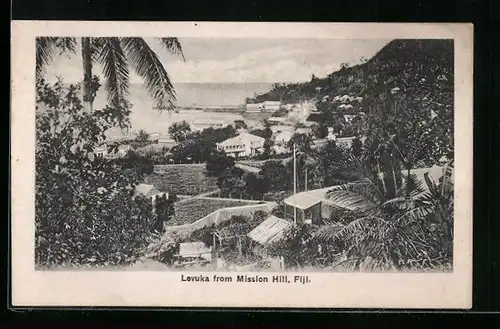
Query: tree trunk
[
  {"left": 81, "top": 37, "right": 94, "bottom": 112},
  {"left": 406, "top": 167, "right": 412, "bottom": 198}
]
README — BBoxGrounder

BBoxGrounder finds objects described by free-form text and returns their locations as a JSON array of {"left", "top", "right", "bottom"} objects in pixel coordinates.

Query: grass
[{"left": 170, "top": 199, "right": 255, "bottom": 226}]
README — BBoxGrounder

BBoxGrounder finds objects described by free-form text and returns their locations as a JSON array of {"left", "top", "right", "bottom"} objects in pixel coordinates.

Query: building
[
  {"left": 216, "top": 132, "right": 265, "bottom": 158},
  {"left": 283, "top": 187, "right": 339, "bottom": 225},
  {"left": 158, "top": 138, "right": 177, "bottom": 149},
  {"left": 191, "top": 119, "right": 228, "bottom": 132},
  {"left": 270, "top": 124, "right": 294, "bottom": 134},
  {"left": 336, "top": 136, "right": 359, "bottom": 149},
  {"left": 247, "top": 215, "right": 292, "bottom": 256},
  {"left": 134, "top": 183, "right": 169, "bottom": 207},
  {"left": 272, "top": 145, "right": 290, "bottom": 155},
  {"left": 295, "top": 127, "right": 313, "bottom": 136},
  {"left": 94, "top": 145, "right": 108, "bottom": 158},
  {"left": 266, "top": 117, "right": 288, "bottom": 125},
  {"left": 245, "top": 103, "right": 264, "bottom": 112},
  {"left": 273, "top": 130, "right": 294, "bottom": 145},
  {"left": 262, "top": 101, "right": 281, "bottom": 112}
]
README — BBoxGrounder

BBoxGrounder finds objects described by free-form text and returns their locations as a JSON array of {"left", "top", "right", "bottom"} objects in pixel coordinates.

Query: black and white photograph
[{"left": 11, "top": 21, "right": 473, "bottom": 308}]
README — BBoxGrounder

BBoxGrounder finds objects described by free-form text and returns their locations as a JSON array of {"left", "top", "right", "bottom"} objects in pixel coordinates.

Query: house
[
  {"left": 94, "top": 145, "right": 108, "bottom": 158},
  {"left": 246, "top": 103, "right": 264, "bottom": 112},
  {"left": 336, "top": 136, "right": 361, "bottom": 149},
  {"left": 303, "top": 121, "right": 318, "bottom": 128},
  {"left": 262, "top": 101, "right": 281, "bottom": 112},
  {"left": 295, "top": 127, "right": 313, "bottom": 135},
  {"left": 247, "top": 215, "right": 292, "bottom": 256},
  {"left": 270, "top": 124, "right": 294, "bottom": 134},
  {"left": 191, "top": 119, "right": 228, "bottom": 132},
  {"left": 272, "top": 145, "right": 290, "bottom": 155},
  {"left": 216, "top": 132, "right": 266, "bottom": 158},
  {"left": 326, "top": 127, "right": 336, "bottom": 141},
  {"left": 267, "top": 117, "right": 288, "bottom": 125},
  {"left": 283, "top": 187, "right": 338, "bottom": 225},
  {"left": 134, "top": 183, "right": 168, "bottom": 206},
  {"left": 273, "top": 130, "right": 294, "bottom": 145},
  {"left": 158, "top": 138, "right": 177, "bottom": 148},
  {"left": 401, "top": 165, "right": 453, "bottom": 192}
]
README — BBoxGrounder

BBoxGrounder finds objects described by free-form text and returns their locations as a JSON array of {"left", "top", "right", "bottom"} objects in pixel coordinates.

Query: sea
[{"left": 91, "top": 82, "right": 274, "bottom": 137}]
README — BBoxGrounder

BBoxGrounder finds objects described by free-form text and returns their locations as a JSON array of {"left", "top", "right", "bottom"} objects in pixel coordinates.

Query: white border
[{"left": 11, "top": 21, "right": 473, "bottom": 308}]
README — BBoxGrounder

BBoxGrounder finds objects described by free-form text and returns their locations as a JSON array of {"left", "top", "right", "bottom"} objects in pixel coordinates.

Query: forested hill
[{"left": 248, "top": 39, "right": 454, "bottom": 108}]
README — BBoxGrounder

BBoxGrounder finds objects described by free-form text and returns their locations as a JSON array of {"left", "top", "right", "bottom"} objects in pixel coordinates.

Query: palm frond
[
  {"left": 158, "top": 38, "right": 185, "bottom": 61},
  {"left": 120, "top": 37, "right": 176, "bottom": 110},
  {"left": 330, "top": 215, "right": 388, "bottom": 241},
  {"left": 94, "top": 37, "right": 131, "bottom": 107},
  {"left": 36, "top": 37, "right": 76, "bottom": 76},
  {"left": 326, "top": 179, "right": 383, "bottom": 212},
  {"left": 314, "top": 222, "right": 345, "bottom": 242},
  {"left": 396, "top": 172, "right": 426, "bottom": 198}
]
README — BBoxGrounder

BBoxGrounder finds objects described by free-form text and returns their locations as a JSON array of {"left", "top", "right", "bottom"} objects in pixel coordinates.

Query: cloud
[{"left": 42, "top": 38, "right": 389, "bottom": 84}]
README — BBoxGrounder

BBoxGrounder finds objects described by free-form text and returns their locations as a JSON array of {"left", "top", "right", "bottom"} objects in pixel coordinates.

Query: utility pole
[
  {"left": 293, "top": 142, "right": 297, "bottom": 224},
  {"left": 305, "top": 168, "right": 308, "bottom": 191}
]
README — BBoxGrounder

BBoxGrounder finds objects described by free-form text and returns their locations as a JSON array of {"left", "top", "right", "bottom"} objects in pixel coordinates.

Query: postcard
[{"left": 11, "top": 21, "right": 473, "bottom": 308}]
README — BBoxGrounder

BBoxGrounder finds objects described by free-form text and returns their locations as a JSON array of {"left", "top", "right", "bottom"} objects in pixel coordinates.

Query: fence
[{"left": 163, "top": 202, "right": 278, "bottom": 237}]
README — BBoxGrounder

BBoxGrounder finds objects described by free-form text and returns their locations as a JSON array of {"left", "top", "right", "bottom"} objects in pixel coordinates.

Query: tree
[
  {"left": 260, "top": 160, "right": 291, "bottom": 192},
  {"left": 206, "top": 150, "right": 235, "bottom": 176},
  {"left": 152, "top": 194, "right": 177, "bottom": 234},
  {"left": 287, "top": 133, "right": 312, "bottom": 154},
  {"left": 168, "top": 120, "right": 191, "bottom": 142},
  {"left": 234, "top": 120, "right": 247, "bottom": 130},
  {"left": 318, "top": 155, "right": 454, "bottom": 271},
  {"left": 35, "top": 78, "right": 154, "bottom": 267},
  {"left": 312, "top": 123, "right": 328, "bottom": 139},
  {"left": 36, "top": 37, "right": 185, "bottom": 112},
  {"left": 351, "top": 137, "right": 363, "bottom": 158},
  {"left": 135, "top": 129, "right": 150, "bottom": 143}
]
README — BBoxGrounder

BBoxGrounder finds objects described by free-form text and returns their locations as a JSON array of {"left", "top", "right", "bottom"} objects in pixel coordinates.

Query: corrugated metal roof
[
  {"left": 284, "top": 193, "right": 322, "bottom": 210},
  {"left": 247, "top": 215, "right": 292, "bottom": 246}
]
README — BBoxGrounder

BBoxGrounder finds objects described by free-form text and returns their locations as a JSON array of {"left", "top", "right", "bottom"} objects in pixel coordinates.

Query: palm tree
[
  {"left": 315, "top": 155, "right": 454, "bottom": 271},
  {"left": 36, "top": 37, "right": 185, "bottom": 111}
]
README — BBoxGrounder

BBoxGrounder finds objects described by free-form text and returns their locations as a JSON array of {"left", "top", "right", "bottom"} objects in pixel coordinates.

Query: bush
[{"left": 35, "top": 78, "right": 154, "bottom": 267}]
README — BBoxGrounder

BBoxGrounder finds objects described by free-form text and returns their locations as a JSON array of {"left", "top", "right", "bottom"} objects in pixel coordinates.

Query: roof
[
  {"left": 267, "top": 117, "right": 287, "bottom": 122},
  {"left": 284, "top": 192, "right": 323, "bottom": 210},
  {"left": 402, "top": 166, "right": 450, "bottom": 189},
  {"left": 218, "top": 133, "right": 265, "bottom": 146},
  {"left": 178, "top": 242, "right": 212, "bottom": 261},
  {"left": 135, "top": 183, "right": 162, "bottom": 197},
  {"left": 296, "top": 128, "right": 312, "bottom": 134},
  {"left": 247, "top": 215, "right": 292, "bottom": 246}
]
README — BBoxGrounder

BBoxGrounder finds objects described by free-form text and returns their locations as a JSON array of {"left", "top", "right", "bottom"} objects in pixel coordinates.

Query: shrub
[{"left": 35, "top": 78, "right": 154, "bottom": 267}]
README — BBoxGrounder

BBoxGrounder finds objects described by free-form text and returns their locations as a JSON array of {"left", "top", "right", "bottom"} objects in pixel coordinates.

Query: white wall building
[
  {"left": 216, "top": 132, "right": 266, "bottom": 158},
  {"left": 262, "top": 101, "right": 281, "bottom": 112},
  {"left": 246, "top": 103, "right": 264, "bottom": 112},
  {"left": 191, "top": 119, "right": 228, "bottom": 132},
  {"left": 273, "top": 130, "right": 294, "bottom": 145}
]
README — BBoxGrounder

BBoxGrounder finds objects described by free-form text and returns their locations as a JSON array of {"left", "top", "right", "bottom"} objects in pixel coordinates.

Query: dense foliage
[{"left": 35, "top": 78, "right": 157, "bottom": 267}]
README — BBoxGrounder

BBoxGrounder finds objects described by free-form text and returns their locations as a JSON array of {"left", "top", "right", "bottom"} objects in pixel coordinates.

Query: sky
[{"left": 43, "top": 38, "right": 391, "bottom": 84}]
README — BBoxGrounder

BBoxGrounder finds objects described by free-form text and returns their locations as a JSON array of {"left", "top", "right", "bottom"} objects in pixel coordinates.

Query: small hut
[{"left": 247, "top": 215, "right": 292, "bottom": 257}]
